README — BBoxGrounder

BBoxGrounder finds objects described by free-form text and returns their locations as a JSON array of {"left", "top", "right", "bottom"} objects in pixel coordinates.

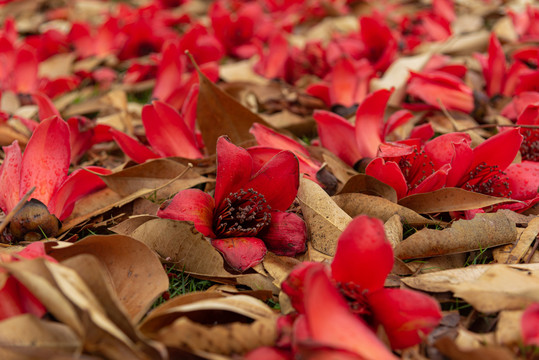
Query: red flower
[
  {"left": 0, "top": 242, "right": 57, "bottom": 321},
  {"left": 111, "top": 97, "right": 203, "bottom": 163},
  {"left": 157, "top": 136, "right": 306, "bottom": 272},
  {"left": 522, "top": 302, "right": 539, "bottom": 346},
  {"left": 314, "top": 88, "right": 415, "bottom": 166},
  {"left": 281, "top": 216, "right": 441, "bottom": 353},
  {"left": 0, "top": 117, "right": 110, "bottom": 221}
]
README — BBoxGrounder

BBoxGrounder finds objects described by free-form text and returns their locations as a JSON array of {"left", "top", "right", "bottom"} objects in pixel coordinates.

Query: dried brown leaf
[
  {"left": 297, "top": 178, "right": 352, "bottom": 256},
  {"left": 196, "top": 63, "right": 272, "bottom": 154},
  {"left": 394, "top": 212, "right": 517, "bottom": 259},
  {"left": 48, "top": 235, "right": 168, "bottom": 323},
  {"left": 398, "top": 188, "right": 519, "bottom": 214},
  {"left": 493, "top": 217, "right": 539, "bottom": 264},
  {"left": 333, "top": 193, "right": 437, "bottom": 226},
  {"left": 435, "top": 336, "right": 516, "bottom": 360},
  {"left": 338, "top": 174, "right": 398, "bottom": 202}
]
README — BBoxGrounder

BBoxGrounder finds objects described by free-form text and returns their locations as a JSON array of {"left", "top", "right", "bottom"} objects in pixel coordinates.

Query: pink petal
[
  {"left": 522, "top": 302, "right": 539, "bottom": 346},
  {"left": 243, "top": 150, "right": 299, "bottom": 212},
  {"left": 367, "top": 288, "right": 442, "bottom": 349},
  {"left": 32, "top": 92, "right": 61, "bottom": 121},
  {"left": 330, "top": 57, "right": 359, "bottom": 108},
  {"left": 365, "top": 158, "right": 409, "bottom": 199},
  {"left": 142, "top": 101, "right": 202, "bottom": 159},
  {"left": 20, "top": 116, "right": 70, "bottom": 207},
  {"left": 314, "top": 110, "right": 362, "bottom": 167},
  {"left": 214, "top": 136, "right": 253, "bottom": 207},
  {"left": 331, "top": 216, "right": 393, "bottom": 293},
  {"left": 261, "top": 211, "right": 307, "bottom": 256},
  {"left": 470, "top": 127, "right": 522, "bottom": 173},
  {"left": 12, "top": 46, "right": 38, "bottom": 93},
  {"left": 504, "top": 161, "right": 539, "bottom": 200},
  {"left": 48, "top": 166, "right": 111, "bottom": 221},
  {"left": 0, "top": 141, "right": 22, "bottom": 214},
  {"left": 303, "top": 267, "right": 396, "bottom": 359},
  {"left": 110, "top": 128, "right": 160, "bottom": 164},
  {"left": 250, "top": 123, "right": 310, "bottom": 158},
  {"left": 244, "top": 347, "right": 292, "bottom": 360},
  {"left": 157, "top": 189, "right": 215, "bottom": 238},
  {"left": 355, "top": 89, "right": 392, "bottom": 158},
  {"left": 211, "top": 237, "right": 267, "bottom": 272}
]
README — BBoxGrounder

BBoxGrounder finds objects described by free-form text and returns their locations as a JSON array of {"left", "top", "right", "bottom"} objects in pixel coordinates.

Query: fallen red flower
[
  {"left": 522, "top": 302, "right": 539, "bottom": 346},
  {"left": 278, "top": 216, "right": 441, "bottom": 355},
  {"left": 157, "top": 136, "right": 306, "bottom": 272}
]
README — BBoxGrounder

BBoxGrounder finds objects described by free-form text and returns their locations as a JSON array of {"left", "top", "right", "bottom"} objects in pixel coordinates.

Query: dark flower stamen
[
  {"left": 521, "top": 129, "right": 539, "bottom": 162},
  {"left": 214, "top": 188, "right": 272, "bottom": 237},
  {"left": 398, "top": 148, "right": 435, "bottom": 191},
  {"left": 460, "top": 161, "right": 512, "bottom": 197}
]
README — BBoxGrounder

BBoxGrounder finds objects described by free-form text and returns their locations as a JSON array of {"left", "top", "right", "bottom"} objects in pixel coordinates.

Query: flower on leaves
[
  {"left": 313, "top": 88, "right": 416, "bottom": 167},
  {"left": 157, "top": 136, "right": 306, "bottom": 272},
  {"left": 0, "top": 242, "right": 56, "bottom": 321},
  {"left": 111, "top": 97, "right": 203, "bottom": 163},
  {"left": 0, "top": 116, "right": 110, "bottom": 223},
  {"left": 276, "top": 216, "right": 441, "bottom": 357}
]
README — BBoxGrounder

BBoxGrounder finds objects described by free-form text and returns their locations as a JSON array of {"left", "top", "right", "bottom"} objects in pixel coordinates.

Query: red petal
[
  {"left": 12, "top": 46, "right": 38, "bottom": 93},
  {"left": 383, "top": 110, "right": 414, "bottom": 138},
  {"left": 408, "top": 164, "right": 449, "bottom": 196},
  {"left": 243, "top": 150, "right": 299, "bottom": 211},
  {"left": 250, "top": 123, "right": 310, "bottom": 158},
  {"left": 152, "top": 41, "right": 184, "bottom": 103},
  {"left": 505, "top": 161, "right": 539, "bottom": 200},
  {"left": 20, "top": 116, "right": 70, "bottom": 207},
  {"left": 409, "top": 123, "right": 434, "bottom": 142},
  {"left": 244, "top": 347, "right": 292, "bottom": 360},
  {"left": 367, "top": 288, "right": 442, "bottom": 349},
  {"left": 48, "top": 166, "right": 111, "bottom": 221},
  {"left": 355, "top": 89, "right": 391, "bottom": 158},
  {"left": 282, "top": 262, "right": 326, "bottom": 314},
  {"left": 486, "top": 33, "right": 506, "bottom": 97},
  {"left": 67, "top": 117, "right": 94, "bottom": 164},
  {"left": 365, "top": 158, "right": 408, "bottom": 199},
  {"left": 330, "top": 57, "right": 359, "bottom": 108},
  {"left": 303, "top": 267, "right": 396, "bottom": 359},
  {"left": 214, "top": 136, "right": 253, "bottom": 207},
  {"left": 314, "top": 110, "right": 362, "bottom": 167},
  {"left": 0, "top": 276, "right": 45, "bottom": 321},
  {"left": 142, "top": 101, "right": 202, "bottom": 159},
  {"left": 331, "top": 216, "right": 393, "bottom": 293},
  {"left": 248, "top": 147, "right": 320, "bottom": 184},
  {"left": 110, "top": 128, "right": 159, "bottom": 164},
  {"left": 262, "top": 211, "right": 307, "bottom": 256},
  {"left": 211, "top": 237, "right": 267, "bottom": 272},
  {"left": 470, "top": 127, "right": 522, "bottom": 172},
  {"left": 181, "top": 84, "right": 199, "bottom": 132},
  {"left": 157, "top": 189, "right": 215, "bottom": 238},
  {"left": 0, "top": 141, "right": 22, "bottom": 214},
  {"left": 32, "top": 92, "right": 61, "bottom": 121},
  {"left": 522, "top": 302, "right": 539, "bottom": 346}
]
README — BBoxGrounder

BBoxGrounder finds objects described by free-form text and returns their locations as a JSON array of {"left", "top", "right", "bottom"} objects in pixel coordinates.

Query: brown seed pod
[{"left": 9, "top": 199, "right": 60, "bottom": 242}]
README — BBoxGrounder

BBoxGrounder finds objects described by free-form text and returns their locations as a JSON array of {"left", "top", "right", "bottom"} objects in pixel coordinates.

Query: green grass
[{"left": 152, "top": 265, "right": 215, "bottom": 308}]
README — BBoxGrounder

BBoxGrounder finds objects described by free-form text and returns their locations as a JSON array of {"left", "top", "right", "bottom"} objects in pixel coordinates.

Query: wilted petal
[
  {"left": 211, "top": 237, "right": 267, "bottom": 272},
  {"left": 244, "top": 347, "right": 292, "bottom": 360},
  {"left": 331, "top": 216, "right": 393, "bottom": 293},
  {"left": 32, "top": 92, "right": 61, "bottom": 121},
  {"left": 110, "top": 128, "right": 160, "bottom": 164},
  {"left": 355, "top": 89, "right": 392, "bottom": 158},
  {"left": 505, "top": 161, "right": 539, "bottom": 200},
  {"left": 214, "top": 136, "right": 253, "bottom": 207},
  {"left": 142, "top": 100, "right": 202, "bottom": 159},
  {"left": 157, "top": 189, "right": 215, "bottom": 238},
  {"left": 243, "top": 151, "right": 299, "bottom": 212},
  {"left": 522, "top": 302, "right": 539, "bottom": 346},
  {"left": 20, "top": 116, "right": 70, "bottom": 207},
  {"left": 367, "top": 288, "right": 442, "bottom": 349},
  {"left": 303, "top": 267, "right": 396, "bottom": 359},
  {"left": 250, "top": 123, "right": 310, "bottom": 158},
  {"left": 48, "top": 166, "right": 111, "bottom": 221},
  {"left": 0, "top": 141, "right": 22, "bottom": 214},
  {"left": 365, "top": 158, "right": 408, "bottom": 200},
  {"left": 282, "top": 262, "right": 326, "bottom": 314},
  {"left": 470, "top": 127, "right": 522, "bottom": 173},
  {"left": 261, "top": 211, "right": 306, "bottom": 256},
  {"left": 314, "top": 110, "right": 362, "bottom": 167}
]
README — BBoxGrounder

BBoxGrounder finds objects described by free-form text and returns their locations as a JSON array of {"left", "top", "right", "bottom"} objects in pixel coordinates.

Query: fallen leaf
[
  {"left": 333, "top": 192, "right": 438, "bottom": 226},
  {"left": 394, "top": 212, "right": 517, "bottom": 259},
  {"left": 398, "top": 188, "right": 520, "bottom": 213},
  {"left": 435, "top": 336, "right": 516, "bottom": 360},
  {"left": 338, "top": 173, "right": 398, "bottom": 202},
  {"left": 493, "top": 217, "right": 539, "bottom": 264},
  {"left": 297, "top": 178, "right": 352, "bottom": 256},
  {"left": 195, "top": 62, "right": 273, "bottom": 154}
]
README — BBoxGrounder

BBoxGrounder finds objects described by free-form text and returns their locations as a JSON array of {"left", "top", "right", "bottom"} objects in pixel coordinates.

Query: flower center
[
  {"left": 459, "top": 161, "right": 512, "bottom": 197},
  {"left": 397, "top": 148, "right": 435, "bottom": 191},
  {"left": 338, "top": 282, "right": 374, "bottom": 324},
  {"left": 213, "top": 188, "right": 272, "bottom": 237},
  {"left": 520, "top": 129, "right": 539, "bottom": 162}
]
